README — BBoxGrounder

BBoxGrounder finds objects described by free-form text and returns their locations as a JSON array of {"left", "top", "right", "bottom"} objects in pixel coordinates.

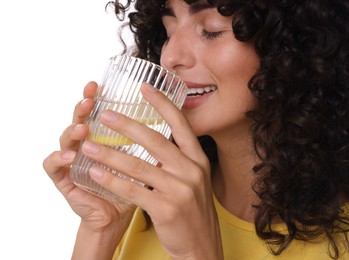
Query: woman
[{"left": 43, "top": 0, "right": 349, "bottom": 259}]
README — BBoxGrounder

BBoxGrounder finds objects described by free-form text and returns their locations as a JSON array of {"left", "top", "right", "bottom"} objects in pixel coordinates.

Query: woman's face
[{"left": 160, "top": 0, "right": 260, "bottom": 138}]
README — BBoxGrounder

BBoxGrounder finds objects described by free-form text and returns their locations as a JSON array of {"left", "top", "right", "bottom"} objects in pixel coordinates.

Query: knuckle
[
  {"left": 59, "top": 124, "right": 76, "bottom": 148},
  {"left": 95, "top": 145, "right": 110, "bottom": 161},
  {"left": 201, "top": 156, "right": 211, "bottom": 171},
  {"left": 97, "top": 168, "right": 115, "bottom": 187},
  {"left": 42, "top": 151, "right": 62, "bottom": 176},
  {"left": 42, "top": 154, "right": 52, "bottom": 171},
  {"left": 73, "top": 100, "right": 90, "bottom": 123},
  {"left": 121, "top": 182, "right": 138, "bottom": 201},
  {"left": 130, "top": 159, "right": 148, "bottom": 176},
  {"left": 187, "top": 165, "right": 206, "bottom": 187},
  {"left": 161, "top": 203, "right": 180, "bottom": 224},
  {"left": 168, "top": 112, "right": 188, "bottom": 129},
  {"left": 59, "top": 128, "right": 69, "bottom": 146},
  {"left": 73, "top": 101, "right": 81, "bottom": 113},
  {"left": 179, "top": 183, "right": 196, "bottom": 202},
  {"left": 149, "top": 132, "right": 168, "bottom": 148}
]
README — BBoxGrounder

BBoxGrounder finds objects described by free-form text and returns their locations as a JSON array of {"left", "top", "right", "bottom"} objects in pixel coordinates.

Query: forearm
[{"left": 72, "top": 215, "right": 132, "bottom": 260}]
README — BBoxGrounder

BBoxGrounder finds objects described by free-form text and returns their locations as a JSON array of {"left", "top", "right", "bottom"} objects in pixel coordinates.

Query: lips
[{"left": 183, "top": 83, "right": 217, "bottom": 109}]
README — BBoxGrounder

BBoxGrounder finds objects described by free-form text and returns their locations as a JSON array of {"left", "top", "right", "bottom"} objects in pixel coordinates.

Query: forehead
[
  {"left": 165, "top": 0, "right": 215, "bottom": 7},
  {"left": 163, "top": 0, "right": 216, "bottom": 14}
]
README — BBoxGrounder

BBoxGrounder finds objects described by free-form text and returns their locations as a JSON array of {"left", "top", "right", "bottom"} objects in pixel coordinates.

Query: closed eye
[{"left": 201, "top": 29, "right": 224, "bottom": 40}]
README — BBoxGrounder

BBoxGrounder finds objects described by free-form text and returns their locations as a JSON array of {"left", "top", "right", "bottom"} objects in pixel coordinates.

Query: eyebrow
[{"left": 161, "top": 1, "right": 214, "bottom": 17}]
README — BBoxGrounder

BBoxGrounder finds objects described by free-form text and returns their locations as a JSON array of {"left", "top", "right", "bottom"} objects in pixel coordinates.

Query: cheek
[
  {"left": 207, "top": 39, "right": 259, "bottom": 76},
  {"left": 210, "top": 45, "right": 259, "bottom": 114},
  {"left": 221, "top": 47, "right": 258, "bottom": 79},
  {"left": 213, "top": 44, "right": 259, "bottom": 98}
]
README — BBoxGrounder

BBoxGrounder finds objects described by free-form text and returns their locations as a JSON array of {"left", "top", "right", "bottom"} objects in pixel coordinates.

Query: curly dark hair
[{"left": 108, "top": 0, "right": 349, "bottom": 258}]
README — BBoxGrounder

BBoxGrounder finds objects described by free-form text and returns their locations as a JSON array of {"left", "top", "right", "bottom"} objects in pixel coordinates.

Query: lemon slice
[
  {"left": 88, "top": 133, "right": 133, "bottom": 146},
  {"left": 88, "top": 101, "right": 164, "bottom": 146},
  {"left": 131, "top": 102, "right": 163, "bottom": 124}
]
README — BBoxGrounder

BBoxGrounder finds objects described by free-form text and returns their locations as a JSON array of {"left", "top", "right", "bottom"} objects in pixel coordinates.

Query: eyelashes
[
  {"left": 164, "top": 29, "right": 224, "bottom": 43},
  {"left": 200, "top": 29, "right": 224, "bottom": 40}
]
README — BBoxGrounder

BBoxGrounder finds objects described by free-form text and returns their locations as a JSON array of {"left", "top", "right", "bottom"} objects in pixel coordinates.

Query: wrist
[{"left": 72, "top": 212, "right": 133, "bottom": 260}]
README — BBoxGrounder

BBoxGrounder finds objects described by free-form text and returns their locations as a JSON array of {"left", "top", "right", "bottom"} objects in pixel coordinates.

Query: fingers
[
  {"left": 97, "top": 110, "right": 209, "bottom": 187},
  {"left": 99, "top": 83, "right": 209, "bottom": 168},
  {"left": 59, "top": 123, "right": 89, "bottom": 151},
  {"left": 43, "top": 150, "right": 76, "bottom": 184},
  {"left": 88, "top": 166, "right": 161, "bottom": 208},
  {"left": 72, "top": 82, "right": 98, "bottom": 124},
  {"left": 81, "top": 140, "right": 172, "bottom": 192},
  {"left": 59, "top": 82, "right": 97, "bottom": 150},
  {"left": 72, "top": 98, "right": 95, "bottom": 124},
  {"left": 72, "top": 82, "right": 212, "bottom": 212},
  {"left": 83, "top": 81, "right": 98, "bottom": 99},
  {"left": 100, "top": 111, "right": 183, "bottom": 169},
  {"left": 140, "top": 83, "right": 208, "bottom": 164},
  {"left": 82, "top": 140, "right": 208, "bottom": 219}
]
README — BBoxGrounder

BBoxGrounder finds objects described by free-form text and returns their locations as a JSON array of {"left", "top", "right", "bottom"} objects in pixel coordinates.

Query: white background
[{"left": 0, "top": 1, "right": 132, "bottom": 259}]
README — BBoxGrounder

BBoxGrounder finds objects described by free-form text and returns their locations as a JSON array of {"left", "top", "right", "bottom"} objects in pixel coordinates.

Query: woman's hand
[
  {"left": 83, "top": 83, "right": 224, "bottom": 259},
  {"left": 42, "top": 82, "right": 134, "bottom": 259}
]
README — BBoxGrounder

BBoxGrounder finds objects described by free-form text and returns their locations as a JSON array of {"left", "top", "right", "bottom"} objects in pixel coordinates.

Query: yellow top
[{"left": 113, "top": 196, "right": 349, "bottom": 259}]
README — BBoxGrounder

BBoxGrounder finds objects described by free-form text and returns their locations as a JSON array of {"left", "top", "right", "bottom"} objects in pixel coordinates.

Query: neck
[{"left": 211, "top": 127, "right": 259, "bottom": 223}]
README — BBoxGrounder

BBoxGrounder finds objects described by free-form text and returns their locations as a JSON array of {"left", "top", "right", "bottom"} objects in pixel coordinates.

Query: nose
[{"left": 160, "top": 28, "right": 195, "bottom": 72}]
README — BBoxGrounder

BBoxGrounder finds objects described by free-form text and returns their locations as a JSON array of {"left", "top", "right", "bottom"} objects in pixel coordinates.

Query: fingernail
[
  {"left": 143, "top": 83, "right": 158, "bottom": 93},
  {"left": 90, "top": 167, "right": 104, "bottom": 179},
  {"left": 81, "top": 98, "right": 88, "bottom": 105},
  {"left": 74, "top": 124, "right": 84, "bottom": 132},
  {"left": 101, "top": 110, "right": 119, "bottom": 122},
  {"left": 62, "top": 151, "right": 76, "bottom": 160},
  {"left": 83, "top": 141, "right": 100, "bottom": 154}
]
